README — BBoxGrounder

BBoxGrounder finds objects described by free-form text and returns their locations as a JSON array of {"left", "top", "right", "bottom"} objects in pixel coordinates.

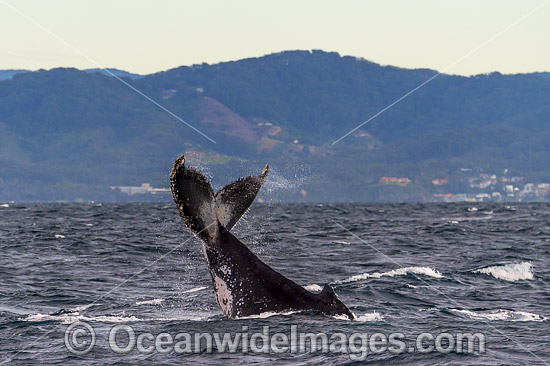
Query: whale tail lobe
[
  {"left": 319, "top": 283, "right": 356, "bottom": 320},
  {"left": 170, "top": 155, "right": 268, "bottom": 239}
]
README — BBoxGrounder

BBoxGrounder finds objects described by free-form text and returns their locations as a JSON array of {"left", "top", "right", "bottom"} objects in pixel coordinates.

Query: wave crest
[
  {"left": 450, "top": 309, "right": 545, "bottom": 322},
  {"left": 136, "top": 298, "right": 164, "bottom": 305},
  {"left": 354, "top": 311, "right": 383, "bottom": 322},
  {"left": 21, "top": 313, "right": 143, "bottom": 324},
  {"left": 337, "top": 266, "right": 443, "bottom": 284},
  {"left": 473, "top": 262, "right": 533, "bottom": 282},
  {"left": 182, "top": 286, "right": 207, "bottom": 294}
]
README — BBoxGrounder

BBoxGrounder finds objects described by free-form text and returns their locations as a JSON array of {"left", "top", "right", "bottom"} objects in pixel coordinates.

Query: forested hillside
[{"left": 1, "top": 50, "right": 549, "bottom": 202}]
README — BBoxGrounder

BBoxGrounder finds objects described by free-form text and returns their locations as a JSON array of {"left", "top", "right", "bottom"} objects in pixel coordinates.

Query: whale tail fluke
[
  {"left": 170, "top": 155, "right": 268, "bottom": 239},
  {"left": 170, "top": 156, "right": 216, "bottom": 240},
  {"left": 171, "top": 156, "right": 355, "bottom": 320},
  {"left": 215, "top": 164, "right": 268, "bottom": 231},
  {"left": 319, "top": 283, "right": 356, "bottom": 320}
]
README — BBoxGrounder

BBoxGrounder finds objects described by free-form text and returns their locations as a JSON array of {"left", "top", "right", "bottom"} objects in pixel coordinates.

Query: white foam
[
  {"left": 236, "top": 310, "right": 299, "bottom": 320},
  {"left": 354, "top": 311, "right": 384, "bottom": 322},
  {"left": 303, "top": 284, "right": 323, "bottom": 292},
  {"left": 21, "top": 313, "right": 143, "bottom": 324},
  {"left": 182, "top": 286, "right": 207, "bottom": 294},
  {"left": 0, "top": 204, "right": 9, "bottom": 208},
  {"left": 450, "top": 309, "right": 545, "bottom": 322},
  {"left": 136, "top": 298, "right": 164, "bottom": 305},
  {"left": 337, "top": 266, "right": 443, "bottom": 284},
  {"left": 70, "top": 304, "right": 96, "bottom": 312},
  {"left": 473, "top": 262, "right": 533, "bottom": 282},
  {"left": 21, "top": 309, "right": 213, "bottom": 323},
  {"left": 444, "top": 216, "right": 492, "bottom": 223},
  {"left": 54, "top": 234, "right": 65, "bottom": 239}
]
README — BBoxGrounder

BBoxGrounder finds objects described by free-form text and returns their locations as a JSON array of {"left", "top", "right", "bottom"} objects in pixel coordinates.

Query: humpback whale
[{"left": 170, "top": 155, "right": 355, "bottom": 320}]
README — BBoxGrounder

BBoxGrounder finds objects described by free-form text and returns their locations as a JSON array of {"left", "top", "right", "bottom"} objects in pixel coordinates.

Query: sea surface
[{"left": 0, "top": 203, "right": 548, "bottom": 365}]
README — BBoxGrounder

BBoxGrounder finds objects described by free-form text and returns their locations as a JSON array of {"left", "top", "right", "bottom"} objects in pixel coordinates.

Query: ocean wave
[
  {"left": 182, "top": 286, "right": 207, "bottom": 294},
  {"left": 235, "top": 311, "right": 299, "bottom": 320},
  {"left": 450, "top": 309, "right": 545, "bottom": 322},
  {"left": 0, "top": 304, "right": 32, "bottom": 315},
  {"left": 70, "top": 304, "right": 96, "bottom": 312},
  {"left": 354, "top": 311, "right": 383, "bottom": 322},
  {"left": 336, "top": 266, "right": 443, "bottom": 284},
  {"left": 0, "top": 204, "right": 9, "bottom": 208},
  {"left": 442, "top": 216, "right": 493, "bottom": 223},
  {"left": 21, "top": 311, "right": 209, "bottom": 324},
  {"left": 237, "top": 310, "right": 369, "bottom": 321},
  {"left": 473, "top": 262, "right": 533, "bottom": 282},
  {"left": 136, "top": 298, "right": 164, "bottom": 305},
  {"left": 329, "top": 311, "right": 383, "bottom": 322},
  {"left": 21, "top": 313, "right": 143, "bottom": 324}
]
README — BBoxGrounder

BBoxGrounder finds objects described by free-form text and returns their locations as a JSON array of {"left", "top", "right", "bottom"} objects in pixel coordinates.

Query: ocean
[{"left": 0, "top": 203, "right": 548, "bottom": 365}]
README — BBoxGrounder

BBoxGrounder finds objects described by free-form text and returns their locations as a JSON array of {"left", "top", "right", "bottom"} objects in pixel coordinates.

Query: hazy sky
[{"left": 1, "top": 0, "right": 549, "bottom": 76}]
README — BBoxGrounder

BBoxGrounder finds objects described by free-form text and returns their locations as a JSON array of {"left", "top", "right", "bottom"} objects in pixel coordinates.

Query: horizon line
[{"left": 2, "top": 49, "right": 550, "bottom": 78}]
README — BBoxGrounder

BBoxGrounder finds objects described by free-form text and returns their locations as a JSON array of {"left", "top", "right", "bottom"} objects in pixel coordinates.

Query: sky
[{"left": 0, "top": 0, "right": 549, "bottom": 76}]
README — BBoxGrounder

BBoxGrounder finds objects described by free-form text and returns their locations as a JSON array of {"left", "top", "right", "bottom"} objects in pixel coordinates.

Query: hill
[
  {"left": 0, "top": 69, "right": 29, "bottom": 81},
  {"left": 1, "top": 50, "right": 550, "bottom": 202},
  {"left": 83, "top": 68, "right": 143, "bottom": 79},
  {"left": 0, "top": 68, "right": 142, "bottom": 81}
]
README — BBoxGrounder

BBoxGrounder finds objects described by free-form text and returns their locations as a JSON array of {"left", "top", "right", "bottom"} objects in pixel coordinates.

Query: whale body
[{"left": 170, "top": 155, "right": 354, "bottom": 320}]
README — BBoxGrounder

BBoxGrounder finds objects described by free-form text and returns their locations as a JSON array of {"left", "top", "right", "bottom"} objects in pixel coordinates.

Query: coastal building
[
  {"left": 110, "top": 183, "right": 170, "bottom": 195},
  {"left": 431, "top": 179, "right": 448, "bottom": 186},
  {"left": 379, "top": 177, "right": 411, "bottom": 186}
]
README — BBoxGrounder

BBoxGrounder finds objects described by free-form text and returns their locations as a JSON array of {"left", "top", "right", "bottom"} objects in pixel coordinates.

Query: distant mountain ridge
[
  {"left": 0, "top": 69, "right": 28, "bottom": 80},
  {"left": 0, "top": 68, "right": 142, "bottom": 80},
  {"left": 1, "top": 50, "right": 550, "bottom": 202},
  {"left": 83, "top": 68, "right": 143, "bottom": 79}
]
